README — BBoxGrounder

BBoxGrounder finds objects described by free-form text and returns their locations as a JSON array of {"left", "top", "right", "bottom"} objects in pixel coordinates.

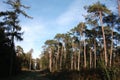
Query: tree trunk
[
  {"left": 49, "top": 48, "right": 52, "bottom": 72},
  {"left": 74, "top": 50, "right": 77, "bottom": 70},
  {"left": 71, "top": 55, "right": 73, "bottom": 70},
  {"left": 9, "top": 33, "right": 15, "bottom": 77},
  {"left": 90, "top": 49, "right": 92, "bottom": 68},
  {"left": 29, "top": 53, "right": 31, "bottom": 70},
  {"left": 118, "top": 0, "right": 120, "bottom": 16},
  {"left": 64, "top": 47, "right": 67, "bottom": 69},
  {"left": 94, "top": 39, "right": 96, "bottom": 68},
  {"left": 84, "top": 40, "right": 86, "bottom": 68},
  {"left": 78, "top": 49, "right": 80, "bottom": 70},
  {"left": 99, "top": 11, "right": 108, "bottom": 66},
  {"left": 60, "top": 46, "right": 63, "bottom": 70},
  {"left": 71, "top": 41, "right": 74, "bottom": 70},
  {"left": 110, "top": 26, "right": 114, "bottom": 67},
  {"left": 56, "top": 45, "right": 60, "bottom": 70}
]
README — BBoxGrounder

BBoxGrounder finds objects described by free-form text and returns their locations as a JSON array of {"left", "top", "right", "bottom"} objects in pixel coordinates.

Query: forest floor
[
  {"left": 0, "top": 70, "right": 51, "bottom": 80},
  {"left": 0, "top": 68, "right": 120, "bottom": 80}
]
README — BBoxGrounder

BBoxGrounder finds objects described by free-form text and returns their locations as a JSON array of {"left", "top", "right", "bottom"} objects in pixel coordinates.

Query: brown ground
[{"left": 0, "top": 70, "right": 50, "bottom": 80}]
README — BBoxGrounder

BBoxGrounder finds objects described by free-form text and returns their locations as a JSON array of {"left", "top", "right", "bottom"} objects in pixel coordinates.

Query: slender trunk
[
  {"left": 71, "top": 55, "right": 73, "bottom": 70},
  {"left": 110, "top": 26, "right": 114, "bottom": 67},
  {"left": 84, "top": 40, "right": 86, "bottom": 68},
  {"left": 71, "top": 42, "right": 74, "bottom": 70},
  {"left": 64, "top": 47, "right": 67, "bottom": 69},
  {"left": 118, "top": 0, "right": 120, "bottom": 16},
  {"left": 49, "top": 48, "right": 52, "bottom": 72},
  {"left": 40, "top": 60, "right": 42, "bottom": 70},
  {"left": 29, "top": 53, "right": 31, "bottom": 70},
  {"left": 90, "top": 49, "right": 92, "bottom": 68},
  {"left": 78, "top": 37, "right": 81, "bottom": 70},
  {"left": 55, "top": 57, "right": 57, "bottom": 71},
  {"left": 53, "top": 58, "right": 55, "bottom": 71},
  {"left": 60, "top": 46, "right": 63, "bottom": 70},
  {"left": 94, "top": 39, "right": 96, "bottom": 68},
  {"left": 56, "top": 45, "right": 59, "bottom": 70},
  {"left": 74, "top": 50, "right": 77, "bottom": 70},
  {"left": 78, "top": 49, "right": 80, "bottom": 70},
  {"left": 99, "top": 11, "right": 107, "bottom": 66}
]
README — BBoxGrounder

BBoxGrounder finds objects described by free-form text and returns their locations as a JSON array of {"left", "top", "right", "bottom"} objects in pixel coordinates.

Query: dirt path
[{"left": 0, "top": 70, "right": 51, "bottom": 80}]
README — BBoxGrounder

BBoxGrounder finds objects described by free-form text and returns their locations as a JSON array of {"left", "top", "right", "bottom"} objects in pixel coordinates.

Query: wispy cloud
[
  {"left": 56, "top": 0, "right": 85, "bottom": 26},
  {"left": 16, "top": 18, "right": 48, "bottom": 58},
  {"left": 16, "top": 16, "right": 61, "bottom": 58},
  {"left": 0, "top": 1, "right": 7, "bottom": 11}
]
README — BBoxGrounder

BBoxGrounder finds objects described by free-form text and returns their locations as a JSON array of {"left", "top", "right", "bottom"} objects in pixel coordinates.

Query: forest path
[
  {"left": 1, "top": 70, "right": 51, "bottom": 80},
  {"left": 13, "top": 70, "right": 50, "bottom": 80}
]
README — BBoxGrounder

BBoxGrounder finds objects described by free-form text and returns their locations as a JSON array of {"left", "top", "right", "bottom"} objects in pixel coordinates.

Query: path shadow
[{"left": 0, "top": 70, "right": 51, "bottom": 80}]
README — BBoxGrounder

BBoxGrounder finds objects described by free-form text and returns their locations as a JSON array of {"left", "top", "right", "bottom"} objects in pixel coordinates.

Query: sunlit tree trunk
[
  {"left": 118, "top": 0, "right": 120, "bottom": 16},
  {"left": 56, "top": 45, "right": 60, "bottom": 70},
  {"left": 71, "top": 42, "right": 73, "bottom": 70},
  {"left": 90, "top": 49, "right": 92, "bottom": 68},
  {"left": 74, "top": 50, "right": 77, "bottom": 70},
  {"left": 29, "top": 49, "right": 33, "bottom": 70},
  {"left": 77, "top": 49, "right": 80, "bottom": 70},
  {"left": 63, "top": 46, "right": 65, "bottom": 69},
  {"left": 110, "top": 25, "right": 114, "bottom": 67},
  {"left": 60, "top": 46, "right": 63, "bottom": 70},
  {"left": 94, "top": 39, "right": 96, "bottom": 68},
  {"left": 99, "top": 11, "right": 108, "bottom": 66},
  {"left": 84, "top": 40, "right": 87, "bottom": 68},
  {"left": 64, "top": 47, "right": 67, "bottom": 69},
  {"left": 29, "top": 53, "right": 31, "bottom": 70},
  {"left": 71, "top": 40, "right": 74, "bottom": 70},
  {"left": 49, "top": 48, "right": 52, "bottom": 72}
]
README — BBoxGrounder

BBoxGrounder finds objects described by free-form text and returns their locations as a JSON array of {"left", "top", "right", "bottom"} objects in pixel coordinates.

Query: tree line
[
  {"left": 40, "top": 2, "right": 120, "bottom": 74},
  {"left": 0, "top": 0, "right": 32, "bottom": 77}
]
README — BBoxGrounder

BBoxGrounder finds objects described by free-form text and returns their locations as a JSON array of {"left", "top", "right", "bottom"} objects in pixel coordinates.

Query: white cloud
[
  {"left": 56, "top": 0, "right": 85, "bottom": 26},
  {"left": 16, "top": 18, "right": 48, "bottom": 58}
]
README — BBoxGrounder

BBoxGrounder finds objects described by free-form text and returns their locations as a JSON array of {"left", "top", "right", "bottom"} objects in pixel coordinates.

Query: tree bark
[
  {"left": 71, "top": 55, "right": 73, "bottom": 70},
  {"left": 78, "top": 49, "right": 80, "bottom": 70},
  {"left": 84, "top": 40, "right": 86, "bottom": 68},
  {"left": 56, "top": 45, "right": 60, "bottom": 70},
  {"left": 99, "top": 11, "right": 108, "bottom": 66},
  {"left": 118, "top": 0, "right": 120, "bottom": 16},
  {"left": 29, "top": 53, "right": 31, "bottom": 70},
  {"left": 49, "top": 48, "right": 52, "bottom": 72},
  {"left": 60, "top": 46, "right": 63, "bottom": 70},
  {"left": 94, "top": 39, "right": 96, "bottom": 68},
  {"left": 64, "top": 47, "right": 67, "bottom": 69},
  {"left": 90, "top": 49, "right": 92, "bottom": 68},
  {"left": 110, "top": 25, "right": 114, "bottom": 67},
  {"left": 74, "top": 50, "right": 77, "bottom": 70}
]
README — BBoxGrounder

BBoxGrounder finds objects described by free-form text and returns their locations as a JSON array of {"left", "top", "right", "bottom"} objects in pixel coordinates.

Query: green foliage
[
  {"left": 0, "top": 0, "right": 31, "bottom": 77},
  {"left": 86, "top": 1, "right": 111, "bottom": 15},
  {"left": 40, "top": 1, "right": 120, "bottom": 80}
]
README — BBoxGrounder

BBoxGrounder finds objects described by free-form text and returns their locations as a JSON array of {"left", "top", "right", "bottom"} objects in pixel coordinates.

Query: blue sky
[{"left": 0, "top": 0, "right": 117, "bottom": 58}]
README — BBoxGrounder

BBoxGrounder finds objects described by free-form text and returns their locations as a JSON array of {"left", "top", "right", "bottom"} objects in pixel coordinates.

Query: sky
[{"left": 0, "top": 0, "right": 117, "bottom": 58}]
